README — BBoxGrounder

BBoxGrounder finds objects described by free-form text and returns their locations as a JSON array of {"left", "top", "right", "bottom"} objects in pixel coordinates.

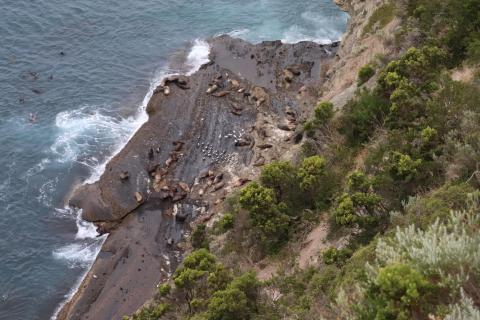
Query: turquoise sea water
[{"left": 0, "top": 1, "right": 347, "bottom": 319}]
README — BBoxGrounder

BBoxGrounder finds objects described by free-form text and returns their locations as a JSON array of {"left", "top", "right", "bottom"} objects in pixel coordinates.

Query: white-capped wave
[
  {"left": 52, "top": 241, "right": 102, "bottom": 269},
  {"left": 282, "top": 25, "right": 334, "bottom": 44},
  {"left": 50, "top": 105, "right": 139, "bottom": 169},
  {"left": 74, "top": 209, "right": 98, "bottom": 240},
  {"left": 280, "top": 10, "right": 348, "bottom": 44},
  {"left": 227, "top": 28, "right": 250, "bottom": 38},
  {"left": 186, "top": 39, "right": 210, "bottom": 76}
]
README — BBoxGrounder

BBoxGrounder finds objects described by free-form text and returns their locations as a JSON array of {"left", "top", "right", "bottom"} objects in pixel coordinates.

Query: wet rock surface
[{"left": 58, "top": 35, "right": 336, "bottom": 320}]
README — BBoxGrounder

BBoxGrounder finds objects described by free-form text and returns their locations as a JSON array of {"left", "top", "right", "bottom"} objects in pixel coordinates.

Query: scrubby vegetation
[
  {"left": 357, "top": 64, "right": 376, "bottom": 85},
  {"left": 125, "top": 0, "right": 480, "bottom": 319},
  {"left": 363, "top": 2, "right": 396, "bottom": 35}
]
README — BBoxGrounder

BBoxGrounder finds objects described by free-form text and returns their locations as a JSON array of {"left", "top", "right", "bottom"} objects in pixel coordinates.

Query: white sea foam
[
  {"left": 52, "top": 241, "right": 103, "bottom": 268},
  {"left": 36, "top": 177, "right": 59, "bottom": 207},
  {"left": 74, "top": 210, "right": 99, "bottom": 240},
  {"left": 50, "top": 105, "right": 139, "bottom": 169},
  {"left": 280, "top": 10, "right": 348, "bottom": 44},
  {"left": 227, "top": 28, "right": 250, "bottom": 38},
  {"left": 186, "top": 39, "right": 211, "bottom": 76},
  {"left": 50, "top": 234, "right": 106, "bottom": 320}
]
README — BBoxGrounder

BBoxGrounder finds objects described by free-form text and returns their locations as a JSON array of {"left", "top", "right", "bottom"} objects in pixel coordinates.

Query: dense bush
[
  {"left": 358, "top": 64, "right": 376, "bottom": 86},
  {"left": 377, "top": 46, "right": 446, "bottom": 128},
  {"left": 314, "top": 101, "right": 334, "bottom": 124},
  {"left": 303, "top": 101, "right": 334, "bottom": 136},
  {"left": 322, "top": 247, "right": 352, "bottom": 267},
  {"left": 338, "top": 89, "right": 389, "bottom": 145},
  {"left": 358, "top": 263, "right": 435, "bottom": 320},
  {"left": 158, "top": 284, "right": 171, "bottom": 297},
  {"left": 388, "top": 152, "right": 422, "bottom": 182},
  {"left": 408, "top": 0, "right": 480, "bottom": 65},
  {"left": 239, "top": 182, "right": 290, "bottom": 251},
  {"left": 260, "top": 161, "right": 297, "bottom": 200},
  {"left": 214, "top": 213, "right": 234, "bottom": 233},
  {"left": 238, "top": 155, "right": 338, "bottom": 252},
  {"left": 334, "top": 171, "right": 383, "bottom": 228},
  {"left": 350, "top": 198, "right": 480, "bottom": 319},
  {"left": 206, "top": 271, "right": 259, "bottom": 320},
  {"left": 192, "top": 224, "right": 209, "bottom": 249},
  {"left": 298, "top": 156, "right": 326, "bottom": 192}
]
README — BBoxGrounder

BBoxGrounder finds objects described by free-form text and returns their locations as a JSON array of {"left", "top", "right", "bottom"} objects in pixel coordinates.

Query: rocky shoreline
[{"left": 57, "top": 35, "right": 340, "bottom": 320}]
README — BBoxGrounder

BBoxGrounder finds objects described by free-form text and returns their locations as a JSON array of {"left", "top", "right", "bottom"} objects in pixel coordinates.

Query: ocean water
[{"left": 0, "top": 1, "right": 348, "bottom": 319}]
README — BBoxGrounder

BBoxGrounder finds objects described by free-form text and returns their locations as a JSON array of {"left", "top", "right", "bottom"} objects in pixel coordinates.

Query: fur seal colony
[{"left": 58, "top": 35, "right": 339, "bottom": 320}]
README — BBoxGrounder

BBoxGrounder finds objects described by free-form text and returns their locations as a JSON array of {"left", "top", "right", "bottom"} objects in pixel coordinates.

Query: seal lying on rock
[
  {"left": 162, "top": 75, "right": 190, "bottom": 89},
  {"left": 206, "top": 84, "right": 219, "bottom": 94},
  {"left": 213, "top": 90, "right": 230, "bottom": 97},
  {"left": 250, "top": 86, "right": 268, "bottom": 107},
  {"left": 134, "top": 192, "right": 143, "bottom": 203}
]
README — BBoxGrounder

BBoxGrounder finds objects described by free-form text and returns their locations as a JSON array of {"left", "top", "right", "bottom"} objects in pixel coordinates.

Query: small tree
[
  {"left": 239, "top": 182, "right": 290, "bottom": 251},
  {"left": 207, "top": 287, "right": 249, "bottom": 320},
  {"left": 260, "top": 161, "right": 297, "bottom": 199},
  {"left": 358, "top": 263, "right": 433, "bottom": 320},
  {"left": 174, "top": 249, "right": 217, "bottom": 313},
  {"left": 297, "top": 156, "right": 326, "bottom": 192}
]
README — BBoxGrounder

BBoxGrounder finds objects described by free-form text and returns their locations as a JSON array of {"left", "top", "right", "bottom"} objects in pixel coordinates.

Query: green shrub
[
  {"left": 192, "top": 224, "right": 209, "bottom": 249},
  {"left": 260, "top": 160, "right": 297, "bottom": 199},
  {"left": 338, "top": 89, "right": 389, "bottom": 145},
  {"left": 347, "top": 171, "right": 372, "bottom": 193},
  {"left": 358, "top": 263, "right": 434, "bottom": 320},
  {"left": 173, "top": 249, "right": 232, "bottom": 313},
  {"left": 158, "top": 283, "right": 171, "bottom": 297},
  {"left": 358, "top": 64, "right": 376, "bottom": 86},
  {"left": 396, "top": 183, "right": 473, "bottom": 228},
  {"left": 363, "top": 2, "right": 396, "bottom": 35},
  {"left": 389, "top": 152, "right": 422, "bottom": 182},
  {"left": 239, "top": 182, "right": 290, "bottom": 251},
  {"left": 207, "top": 287, "right": 249, "bottom": 320},
  {"left": 302, "top": 101, "right": 334, "bottom": 136},
  {"left": 314, "top": 101, "right": 334, "bottom": 124},
  {"left": 408, "top": 0, "right": 480, "bottom": 65},
  {"left": 132, "top": 303, "right": 170, "bottom": 320},
  {"left": 334, "top": 193, "right": 357, "bottom": 226},
  {"left": 420, "top": 126, "right": 437, "bottom": 143},
  {"left": 334, "top": 188, "right": 382, "bottom": 228},
  {"left": 376, "top": 46, "right": 446, "bottom": 128},
  {"left": 323, "top": 247, "right": 352, "bottom": 267},
  {"left": 215, "top": 213, "right": 234, "bottom": 233},
  {"left": 297, "top": 156, "right": 326, "bottom": 192},
  {"left": 206, "top": 271, "right": 259, "bottom": 320},
  {"left": 303, "top": 120, "right": 316, "bottom": 137}
]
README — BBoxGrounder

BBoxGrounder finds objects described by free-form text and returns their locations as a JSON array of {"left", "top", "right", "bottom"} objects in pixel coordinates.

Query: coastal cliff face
[
  {"left": 111, "top": 0, "right": 480, "bottom": 318},
  {"left": 322, "top": 0, "right": 400, "bottom": 106},
  {"left": 58, "top": 36, "right": 338, "bottom": 320},
  {"left": 57, "top": 0, "right": 403, "bottom": 319}
]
